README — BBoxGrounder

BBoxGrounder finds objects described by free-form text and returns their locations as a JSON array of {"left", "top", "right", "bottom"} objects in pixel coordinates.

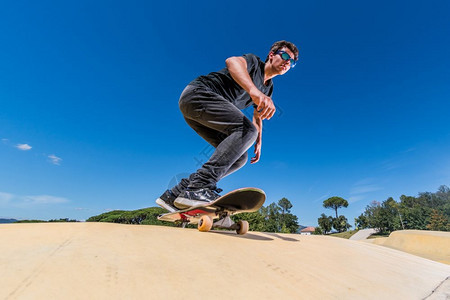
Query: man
[{"left": 156, "top": 40, "right": 299, "bottom": 211}]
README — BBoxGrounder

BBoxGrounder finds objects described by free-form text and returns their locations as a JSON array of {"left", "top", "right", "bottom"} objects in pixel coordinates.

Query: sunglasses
[{"left": 275, "top": 51, "right": 297, "bottom": 68}]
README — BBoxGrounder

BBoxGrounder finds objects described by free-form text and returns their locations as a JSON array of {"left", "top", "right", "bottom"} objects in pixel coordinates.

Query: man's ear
[{"left": 266, "top": 51, "right": 275, "bottom": 63}]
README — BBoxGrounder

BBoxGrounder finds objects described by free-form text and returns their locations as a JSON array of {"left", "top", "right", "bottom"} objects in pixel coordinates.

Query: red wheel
[
  {"left": 198, "top": 215, "right": 213, "bottom": 232},
  {"left": 236, "top": 220, "right": 249, "bottom": 235}
]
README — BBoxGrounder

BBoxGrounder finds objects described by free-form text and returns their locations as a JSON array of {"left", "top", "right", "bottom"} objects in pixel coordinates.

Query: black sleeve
[
  {"left": 242, "top": 53, "right": 259, "bottom": 75},
  {"left": 267, "top": 84, "right": 273, "bottom": 97}
]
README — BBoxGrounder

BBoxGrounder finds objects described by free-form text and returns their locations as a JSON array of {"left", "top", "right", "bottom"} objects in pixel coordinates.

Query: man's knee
[
  {"left": 243, "top": 118, "right": 258, "bottom": 144},
  {"left": 235, "top": 152, "right": 248, "bottom": 168}
]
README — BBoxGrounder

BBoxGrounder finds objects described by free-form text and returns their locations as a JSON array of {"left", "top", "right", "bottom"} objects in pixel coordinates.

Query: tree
[
  {"left": 278, "top": 198, "right": 293, "bottom": 214},
  {"left": 257, "top": 200, "right": 299, "bottom": 233},
  {"left": 261, "top": 202, "right": 282, "bottom": 232},
  {"left": 436, "top": 185, "right": 450, "bottom": 218},
  {"left": 378, "top": 198, "right": 400, "bottom": 233},
  {"left": 87, "top": 207, "right": 176, "bottom": 226},
  {"left": 399, "top": 195, "right": 432, "bottom": 230},
  {"left": 355, "top": 214, "right": 369, "bottom": 229},
  {"left": 280, "top": 224, "right": 290, "bottom": 233},
  {"left": 314, "top": 227, "right": 323, "bottom": 235},
  {"left": 277, "top": 198, "right": 299, "bottom": 233},
  {"left": 352, "top": 185, "right": 450, "bottom": 234},
  {"left": 359, "top": 201, "right": 383, "bottom": 233},
  {"left": 358, "top": 198, "right": 402, "bottom": 234},
  {"left": 323, "top": 196, "right": 349, "bottom": 219},
  {"left": 281, "top": 213, "right": 299, "bottom": 233},
  {"left": 232, "top": 211, "right": 267, "bottom": 232},
  {"left": 427, "top": 209, "right": 449, "bottom": 231},
  {"left": 333, "top": 215, "right": 351, "bottom": 233},
  {"left": 317, "top": 213, "right": 333, "bottom": 234}
]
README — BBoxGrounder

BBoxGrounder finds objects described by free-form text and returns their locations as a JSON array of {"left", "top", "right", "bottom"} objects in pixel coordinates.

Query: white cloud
[
  {"left": 314, "top": 192, "right": 331, "bottom": 203},
  {"left": 401, "top": 147, "right": 416, "bottom": 154},
  {"left": 75, "top": 207, "right": 91, "bottom": 212},
  {"left": 350, "top": 185, "right": 382, "bottom": 195},
  {"left": 348, "top": 195, "right": 365, "bottom": 203},
  {"left": 349, "top": 179, "right": 383, "bottom": 203},
  {"left": 4, "top": 140, "right": 62, "bottom": 166},
  {"left": 16, "top": 144, "right": 32, "bottom": 151},
  {"left": 23, "top": 195, "right": 69, "bottom": 204},
  {"left": 381, "top": 148, "right": 416, "bottom": 171},
  {"left": 0, "top": 192, "right": 14, "bottom": 205},
  {"left": 48, "top": 154, "right": 62, "bottom": 165},
  {"left": 0, "top": 191, "right": 70, "bottom": 207}
]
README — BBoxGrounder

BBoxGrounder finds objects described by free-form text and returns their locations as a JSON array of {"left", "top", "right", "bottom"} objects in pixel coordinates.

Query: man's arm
[
  {"left": 251, "top": 109, "right": 263, "bottom": 164},
  {"left": 225, "top": 56, "right": 276, "bottom": 120}
]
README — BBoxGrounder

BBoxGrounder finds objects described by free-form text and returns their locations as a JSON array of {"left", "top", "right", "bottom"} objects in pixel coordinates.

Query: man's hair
[{"left": 265, "top": 40, "right": 299, "bottom": 62}]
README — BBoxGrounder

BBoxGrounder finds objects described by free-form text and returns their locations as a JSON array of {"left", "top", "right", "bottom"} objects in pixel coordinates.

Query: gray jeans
[{"left": 170, "top": 85, "right": 258, "bottom": 195}]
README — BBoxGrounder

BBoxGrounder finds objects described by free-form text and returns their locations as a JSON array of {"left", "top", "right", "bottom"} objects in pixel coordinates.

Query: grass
[
  {"left": 329, "top": 229, "right": 359, "bottom": 239},
  {"left": 367, "top": 232, "right": 390, "bottom": 239}
]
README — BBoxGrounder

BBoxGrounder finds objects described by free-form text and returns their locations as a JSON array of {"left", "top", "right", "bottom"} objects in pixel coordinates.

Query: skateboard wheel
[
  {"left": 236, "top": 220, "right": 249, "bottom": 235},
  {"left": 198, "top": 215, "right": 213, "bottom": 232}
]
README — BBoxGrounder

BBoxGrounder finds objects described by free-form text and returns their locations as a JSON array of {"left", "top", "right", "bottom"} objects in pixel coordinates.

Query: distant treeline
[
  {"left": 0, "top": 219, "right": 18, "bottom": 224},
  {"left": 15, "top": 218, "right": 79, "bottom": 223},
  {"left": 87, "top": 207, "right": 176, "bottom": 226},
  {"left": 356, "top": 185, "right": 450, "bottom": 234},
  {"left": 87, "top": 198, "right": 300, "bottom": 234}
]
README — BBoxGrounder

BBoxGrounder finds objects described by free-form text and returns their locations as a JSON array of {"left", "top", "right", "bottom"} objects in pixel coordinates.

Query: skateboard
[{"left": 158, "top": 187, "right": 265, "bottom": 235}]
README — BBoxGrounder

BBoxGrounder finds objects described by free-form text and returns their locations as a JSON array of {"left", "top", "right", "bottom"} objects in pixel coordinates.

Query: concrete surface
[
  {"left": 1, "top": 223, "right": 449, "bottom": 299},
  {"left": 349, "top": 228, "right": 378, "bottom": 241},
  {"left": 365, "top": 230, "right": 450, "bottom": 265}
]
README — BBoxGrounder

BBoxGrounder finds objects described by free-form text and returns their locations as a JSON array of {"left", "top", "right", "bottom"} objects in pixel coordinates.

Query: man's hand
[
  {"left": 226, "top": 56, "right": 276, "bottom": 120},
  {"left": 250, "top": 89, "right": 276, "bottom": 120},
  {"left": 251, "top": 109, "right": 263, "bottom": 164},
  {"left": 251, "top": 138, "right": 261, "bottom": 164}
]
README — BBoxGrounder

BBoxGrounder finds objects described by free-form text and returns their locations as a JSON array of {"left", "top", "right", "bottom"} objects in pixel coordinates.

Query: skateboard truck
[
  {"left": 198, "top": 214, "right": 248, "bottom": 234},
  {"left": 213, "top": 215, "right": 238, "bottom": 230}
]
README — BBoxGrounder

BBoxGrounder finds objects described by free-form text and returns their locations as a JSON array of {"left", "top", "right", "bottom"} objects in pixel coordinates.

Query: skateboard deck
[{"left": 158, "top": 187, "right": 265, "bottom": 235}]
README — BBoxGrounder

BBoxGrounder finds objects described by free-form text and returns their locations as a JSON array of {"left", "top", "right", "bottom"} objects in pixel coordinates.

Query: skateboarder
[{"left": 156, "top": 40, "right": 299, "bottom": 211}]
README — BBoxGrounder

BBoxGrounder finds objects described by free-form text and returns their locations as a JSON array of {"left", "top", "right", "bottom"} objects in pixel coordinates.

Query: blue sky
[{"left": 1, "top": 0, "right": 449, "bottom": 226}]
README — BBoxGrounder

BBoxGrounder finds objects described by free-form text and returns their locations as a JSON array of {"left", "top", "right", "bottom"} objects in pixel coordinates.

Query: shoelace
[{"left": 212, "top": 187, "right": 223, "bottom": 194}]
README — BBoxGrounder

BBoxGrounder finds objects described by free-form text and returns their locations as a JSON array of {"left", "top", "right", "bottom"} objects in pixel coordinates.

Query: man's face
[{"left": 270, "top": 47, "right": 296, "bottom": 75}]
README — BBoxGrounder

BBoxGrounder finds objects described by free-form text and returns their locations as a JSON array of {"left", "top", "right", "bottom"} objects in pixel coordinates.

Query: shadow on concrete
[
  {"left": 210, "top": 230, "right": 274, "bottom": 241},
  {"left": 261, "top": 233, "right": 300, "bottom": 242}
]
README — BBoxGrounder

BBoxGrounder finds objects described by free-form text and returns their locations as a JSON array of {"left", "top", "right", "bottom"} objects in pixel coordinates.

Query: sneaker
[
  {"left": 174, "top": 188, "right": 223, "bottom": 209},
  {"left": 155, "top": 190, "right": 178, "bottom": 212}
]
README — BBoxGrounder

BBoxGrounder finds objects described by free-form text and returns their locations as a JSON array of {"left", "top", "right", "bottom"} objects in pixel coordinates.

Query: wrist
[{"left": 249, "top": 87, "right": 261, "bottom": 98}]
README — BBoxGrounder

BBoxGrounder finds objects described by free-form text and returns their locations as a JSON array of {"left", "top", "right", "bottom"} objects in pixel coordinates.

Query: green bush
[{"left": 87, "top": 207, "right": 176, "bottom": 226}]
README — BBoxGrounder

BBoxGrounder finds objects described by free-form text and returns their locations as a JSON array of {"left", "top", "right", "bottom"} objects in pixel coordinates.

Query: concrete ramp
[
  {"left": 365, "top": 230, "right": 450, "bottom": 266},
  {"left": 1, "top": 223, "right": 449, "bottom": 299},
  {"left": 349, "top": 228, "right": 378, "bottom": 240}
]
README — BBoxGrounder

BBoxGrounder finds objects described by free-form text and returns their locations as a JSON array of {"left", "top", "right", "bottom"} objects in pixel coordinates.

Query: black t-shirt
[{"left": 189, "top": 53, "right": 273, "bottom": 109}]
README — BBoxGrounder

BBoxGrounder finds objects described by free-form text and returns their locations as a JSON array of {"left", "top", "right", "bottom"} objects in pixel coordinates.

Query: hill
[
  {"left": 0, "top": 218, "right": 18, "bottom": 224},
  {"left": 86, "top": 207, "right": 174, "bottom": 226}
]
